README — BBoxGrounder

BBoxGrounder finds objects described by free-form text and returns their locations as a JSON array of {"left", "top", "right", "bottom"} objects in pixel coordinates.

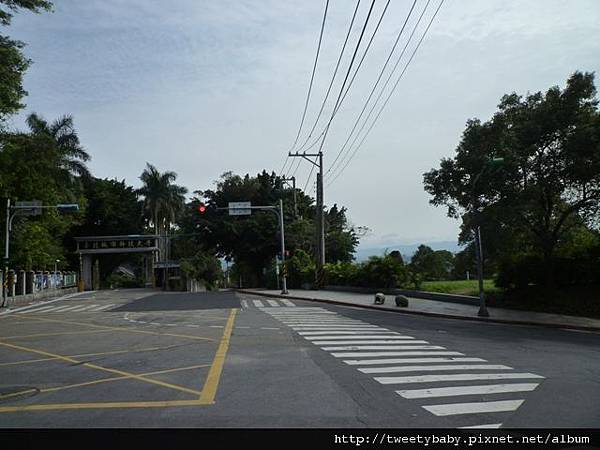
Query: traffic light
[{"left": 198, "top": 203, "right": 207, "bottom": 214}]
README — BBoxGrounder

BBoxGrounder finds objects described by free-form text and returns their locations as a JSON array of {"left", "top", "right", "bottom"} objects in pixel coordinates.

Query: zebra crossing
[
  {"left": 263, "top": 306, "right": 544, "bottom": 429},
  {"left": 240, "top": 299, "right": 296, "bottom": 308},
  {"left": 18, "top": 303, "right": 116, "bottom": 314}
]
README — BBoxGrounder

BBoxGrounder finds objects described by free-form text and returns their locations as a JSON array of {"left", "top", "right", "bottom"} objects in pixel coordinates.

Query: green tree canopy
[
  {"left": 424, "top": 72, "right": 600, "bottom": 277},
  {"left": 0, "top": 0, "right": 52, "bottom": 123}
]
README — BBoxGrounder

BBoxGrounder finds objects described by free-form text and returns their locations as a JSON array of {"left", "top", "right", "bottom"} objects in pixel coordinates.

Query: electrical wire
[
  {"left": 278, "top": 0, "right": 330, "bottom": 176},
  {"left": 327, "top": 0, "right": 444, "bottom": 187}
]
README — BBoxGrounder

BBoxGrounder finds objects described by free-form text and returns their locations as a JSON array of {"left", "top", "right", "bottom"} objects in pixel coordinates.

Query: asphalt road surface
[{"left": 0, "top": 289, "right": 598, "bottom": 428}]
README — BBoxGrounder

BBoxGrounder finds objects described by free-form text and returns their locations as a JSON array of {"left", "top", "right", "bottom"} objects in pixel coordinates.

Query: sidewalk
[{"left": 238, "top": 288, "right": 600, "bottom": 332}]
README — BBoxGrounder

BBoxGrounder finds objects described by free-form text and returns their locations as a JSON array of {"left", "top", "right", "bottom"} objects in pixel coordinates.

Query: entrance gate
[{"left": 75, "top": 235, "right": 159, "bottom": 291}]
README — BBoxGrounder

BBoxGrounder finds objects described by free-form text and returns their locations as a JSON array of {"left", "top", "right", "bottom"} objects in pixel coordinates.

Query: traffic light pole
[
  {"left": 289, "top": 151, "right": 325, "bottom": 289},
  {"left": 2, "top": 201, "right": 79, "bottom": 307},
  {"left": 217, "top": 203, "right": 289, "bottom": 295}
]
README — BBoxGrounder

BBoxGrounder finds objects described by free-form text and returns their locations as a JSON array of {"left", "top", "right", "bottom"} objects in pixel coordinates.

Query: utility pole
[
  {"left": 289, "top": 151, "right": 325, "bottom": 288},
  {"left": 281, "top": 176, "right": 298, "bottom": 219}
]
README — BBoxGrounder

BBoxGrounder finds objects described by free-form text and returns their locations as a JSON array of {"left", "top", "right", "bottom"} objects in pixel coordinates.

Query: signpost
[
  {"left": 228, "top": 202, "right": 251, "bottom": 216},
  {"left": 219, "top": 200, "right": 288, "bottom": 294}
]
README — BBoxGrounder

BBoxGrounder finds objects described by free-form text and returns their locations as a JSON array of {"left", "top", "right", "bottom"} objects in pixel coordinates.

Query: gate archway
[{"left": 75, "top": 235, "right": 159, "bottom": 290}]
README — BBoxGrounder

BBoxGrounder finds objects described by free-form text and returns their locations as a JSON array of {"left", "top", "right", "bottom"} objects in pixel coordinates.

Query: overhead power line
[
  {"left": 327, "top": 0, "right": 445, "bottom": 187},
  {"left": 326, "top": 0, "right": 418, "bottom": 177},
  {"left": 279, "top": 0, "right": 330, "bottom": 177}
]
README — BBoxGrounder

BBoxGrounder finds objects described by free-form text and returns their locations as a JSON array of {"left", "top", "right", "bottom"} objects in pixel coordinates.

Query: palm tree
[
  {"left": 26, "top": 113, "right": 91, "bottom": 178},
  {"left": 138, "top": 163, "right": 188, "bottom": 237}
]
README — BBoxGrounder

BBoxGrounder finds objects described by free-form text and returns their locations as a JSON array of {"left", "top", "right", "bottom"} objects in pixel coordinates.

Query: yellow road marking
[
  {"left": 11, "top": 314, "right": 216, "bottom": 342},
  {"left": 0, "top": 329, "right": 114, "bottom": 340},
  {"left": 0, "top": 341, "right": 202, "bottom": 396},
  {"left": 0, "top": 346, "right": 175, "bottom": 368},
  {"left": 0, "top": 399, "right": 209, "bottom": 413},
  {"left": 199, "top": 308, "right": 237, "bottom": 404},
  {"left": 0, "top": 364, "right": 211, "bottom": 400}
]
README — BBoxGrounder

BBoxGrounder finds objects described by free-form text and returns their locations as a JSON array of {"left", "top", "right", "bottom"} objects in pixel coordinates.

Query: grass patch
[{"left": 420, "top": 279, "right": 499, "bottom": 296}]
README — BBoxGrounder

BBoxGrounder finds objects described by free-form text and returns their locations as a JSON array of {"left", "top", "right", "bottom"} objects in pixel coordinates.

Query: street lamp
[
  {"left": 471, "top": 157, "right": 504, "bottom": 318},
  {"left": 54, "top": 259, "right": 60, "bottom": 288},
  {"left": 3, "top": 200, "right": 79, "bottom": 306}
]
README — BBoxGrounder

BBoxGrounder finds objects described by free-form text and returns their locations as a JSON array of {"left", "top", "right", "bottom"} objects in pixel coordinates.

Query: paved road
[{"left": 0, "top": 289, "right": 598, "bottom": 428}]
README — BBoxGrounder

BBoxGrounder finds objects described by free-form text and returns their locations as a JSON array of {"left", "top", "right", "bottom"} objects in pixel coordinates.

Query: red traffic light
[{"left": 198, "top": 203, "right": 207, "bottom": 214}]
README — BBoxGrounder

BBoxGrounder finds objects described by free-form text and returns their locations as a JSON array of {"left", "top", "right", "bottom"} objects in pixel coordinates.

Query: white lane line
[
  {"left": 291, "top": 326, "right": 384, "bottom": 330},
  {"left": 236, "top": 326, "right": 251, "bottom": 329},
  {"left": 344, "top": 357, "right": 486, "bottom": 366},
  {"left": 280, "top": 300, "right": 296, "bottom": 307},
  {"left": 313, "top": 340, "right": 427, "bottom": 345},
  {"left": 23, "top": 305, "right": 60, "bottom": 313},
  {"left": 460, "top": 424, "right": 503, "bottom": 429},
  {"left": 323, "top": 345, "right": 445, "bottom": 351},
  {"left": 397, "top": 383, "right": 540, "bottom": 399},
  {"left": 267, "top": 300, "right": 280, "bottom": 307},
  {"left": 359, "top": 364, "right": 513, "bottom": 374},
  {"left": 89, "top": 304, "right": 115, "bottom": 312},
  {"left": 375, "top": 373, "right": 545, "bottom": 385},
  {"left": 68, "top": 305, "right": 100, "bottom": 312},
  {"left": 299, "top": 331, "right": 399, "bottom": 335},
  {"left": 278, "top": 317, "right": 364, "bottom": 325},
  {"left": 332, "top": 351, "right": 465, "bottom": 358},
  {"left": 423, "top": 400, "right": 525, "bottom": 416},
  {"left": 253, "top": 300, "right": 265, "bottom": 308},
  {"left": 210, "top": 325, "right": 224, "bottom": 328},
  {"left": 51, "top": 305, "right": 83, "bottom": 312},
  {"left": 305, "top": 335, "right": 415, "bottom": 341},
  {"left": 44, "top": 305, "right": 75, "bottom": 312},
  {"left": 241, "top": 300, "right": 248, "bottom": 308},
  {"left": 285, "top": 323, "right": 373, "bottom": 327},
  {"left": 261, "top": 327, "right": 281, "bottom": 330}
]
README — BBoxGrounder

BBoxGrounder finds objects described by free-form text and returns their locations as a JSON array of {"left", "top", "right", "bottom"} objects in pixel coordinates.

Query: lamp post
[
  {"left": 471, "top": 157, "right": 504, "bottom": 318},
  {"left": 54, "top": 259, "right": 60, "bottom": 288},
  {"left": 2, "top": 201, "right": 79, "bottom": 306}
]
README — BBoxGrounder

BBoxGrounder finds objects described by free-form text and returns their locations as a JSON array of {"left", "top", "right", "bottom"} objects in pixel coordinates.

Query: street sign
[
  {"left": 228, "top": 201, "right": 251, "bottom": 216},
  {"left": 15, "top": 200, "right": 42, "bottom": 216}
]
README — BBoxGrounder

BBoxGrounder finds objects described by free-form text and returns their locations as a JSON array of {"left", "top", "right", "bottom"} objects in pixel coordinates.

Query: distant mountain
[{"left": 354, "top": 240, "right": 464, "bottom": 262}]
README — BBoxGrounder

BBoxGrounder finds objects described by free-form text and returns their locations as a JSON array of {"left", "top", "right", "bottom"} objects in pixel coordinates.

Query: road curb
[{"left": 237, "top": 289, "right": 600, "bottom": 333}]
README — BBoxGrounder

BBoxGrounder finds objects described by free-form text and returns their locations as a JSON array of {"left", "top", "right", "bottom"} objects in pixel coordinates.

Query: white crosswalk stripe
[
  {"left": 397, "top": 383, "right": 539, "bottom": 399},
  {"left": 344, "top": 357, "right": 486, "bottom": 366},
  {"left": 263, "top": 305, "right": 545, "bottom": 428},
  {"left": 374, "top": 373, "right": 544, "bottom": 385},
  {"left": 21, "top": 303, "right": 115, "bottom": 313},
  {"left": 359, "top": 364, "right": 513, "bottom": 374},
  {"left": 244, "top": 298, "right": 297, "bottom": 308},
  {"left": 423, "top": 400, "right": 525, "bottom": 416}
]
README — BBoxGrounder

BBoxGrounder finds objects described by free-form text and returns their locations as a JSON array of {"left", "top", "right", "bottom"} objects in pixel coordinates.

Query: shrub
[{"left": 287, "top": 249, "right": 315, "bottom": 288}]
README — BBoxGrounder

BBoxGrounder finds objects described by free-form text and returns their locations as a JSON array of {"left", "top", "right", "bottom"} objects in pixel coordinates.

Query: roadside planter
[
  {"left": 374, "top": 293, "right": 385, "bottom": 305},
  {"left": 395, "top": 295, "right": 409, "bottom": 307}
]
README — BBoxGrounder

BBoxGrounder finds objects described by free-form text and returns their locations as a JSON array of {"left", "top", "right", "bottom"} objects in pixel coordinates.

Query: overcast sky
[{"left": 7, "top": 0, "right": 600, "bottom": 250}]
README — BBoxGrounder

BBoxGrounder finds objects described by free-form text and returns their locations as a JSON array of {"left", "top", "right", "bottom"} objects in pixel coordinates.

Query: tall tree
[
  {"left": 424, "top": 72, "right": 600, "bottom": 281},
  {"left": 0, "top": 0, "right": 52, "bottom": 123},
  {"left": 138, "top": 163, "right": 187, "bottom": 236}
]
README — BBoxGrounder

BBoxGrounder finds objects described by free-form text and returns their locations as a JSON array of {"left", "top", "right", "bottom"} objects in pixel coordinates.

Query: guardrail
[{"left": 1, "top": 270, "right": 79, "bottom": 308}]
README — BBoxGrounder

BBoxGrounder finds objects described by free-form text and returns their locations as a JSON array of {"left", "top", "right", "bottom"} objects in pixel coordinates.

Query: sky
[{"left": 6, "top": 0, "right": 600, "bottom": 251}]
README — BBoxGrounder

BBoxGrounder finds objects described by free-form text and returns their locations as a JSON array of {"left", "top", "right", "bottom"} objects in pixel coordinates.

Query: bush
[
  {"left": 180, "top": 252, "right": 222, "bottom": 290},
  {"left": 324, "top": 254, "right": 409, "bottom": 289},
  {"left": 106, "top": 273, "right": 142, "bottom": 289},
  {"left": 287, "top": 249, "right": 315, "bottom": 288},
  {"left": 495, "top": 252, "right": 600, "bottom": 289}
]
